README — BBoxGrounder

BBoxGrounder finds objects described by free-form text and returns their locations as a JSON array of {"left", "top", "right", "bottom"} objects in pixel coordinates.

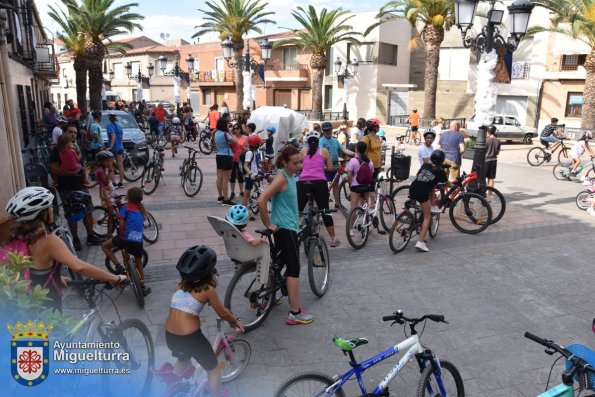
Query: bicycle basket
[
  {"left": 391, "top": 154, "right": 411, "bottom": 181},
  {"left": 566, "top": 343, "right": 595, "bottom": 390}
]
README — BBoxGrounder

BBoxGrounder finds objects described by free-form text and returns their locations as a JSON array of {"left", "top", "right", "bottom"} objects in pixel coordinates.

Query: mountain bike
[
  {"left": 65, "top": 279, "right": 155, "bottom": 396},
  {"left": 389, "top": 199, "right": 440, "bottom": 253},
  {"left": 405, "top": 125, "right": 421, "bottom": 145},
  {"left": 553, "top": 158, "right": 595, "bottom": 182},
  {"left": 122, "top": 149, "right": 146, "bottom": 182},
  {"left": 142, "top": 142, "right": 166, "bottom": 195},
  {"left": 151, "top": 318, "right": 251, "bottom": 397},
  {"left": 198, "top": 128, "right": 214, "bottom": 155},
  {"left": 331, "top": 161, "right": 351, "bottom": 216},
  {"left": 575, "top": 178, "right": 595, "bottom": 210},
  {"left": 524, "top": 332, "right": 595, "bottom": 396},
  {"left": 246, "top": 172, "right": 273, "bottom": 215},
  {"left": 527, "top": 138, "right": 571, "bottom": 166},
  {"left": 346, "top": 176, "right": 396, "bottom": 249},
  {"left": 179, "top": 145, "right": 204, "bottom": 197},
  {"left": 104, "top": 246, "right": 149, "bottom": 308},
  {"left": 274, "top": 309, "right": 464, "bottom": 397}
]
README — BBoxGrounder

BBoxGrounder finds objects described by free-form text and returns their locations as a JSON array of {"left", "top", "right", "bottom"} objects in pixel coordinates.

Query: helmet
[
  {"left": 367, "top": 118, "right": 380, "bottom": 130},
  {"left": 307, "top": 130, "right": 320, "bottom": 141},
  {"left": 423, "top": 129, "right": 436, "bottom": 138},
  {"left": 289, "top": 138, "right": 299, "bottom": 147},
  {"left": 582, "top": 131, "right": 593, "bottom": 140},
  {"left": 96, "top": 150, "right": 114, "bottom": 161},
  {"left": 412, "top": 108, "right": 417, "bottom": 112},
  {"left": 108, "top": 111, "right": 117, "bottom": 120},
  {"left": 172, "top": 117, "right": 181, "bottom": 124},
  {"left": 248, "top": 135, "right": 262, "bottom": 147},
  {"left": 176, "top": 245, "right": 217, "bottom": 282},
  {"left": 91, "top": 110, "right": 102, "bottom": 119},
  {"left": 321, "top": 122, "right": 333, "bottom": 132},
  {"left": 377, "top": 130, "right": 386, "bottom": 137},
  {"left": 226, "top": 205, "right": 248, "bottom": 226},
  {"left": 6, "top": 187, "right": 55, "bottom": 221},
  {"left": 56, "top": 116, "right": 68, "bottom": 124},
  {"left": 266, "top": 126, "right": 276, "bottom": 134},
  {"left": 430, "top": 149, "right": 445, "bottom": 165}
]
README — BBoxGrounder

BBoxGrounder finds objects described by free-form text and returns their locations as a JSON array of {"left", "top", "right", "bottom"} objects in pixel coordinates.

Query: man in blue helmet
[{"left": 319, "top": 121, "right": 355, "bottom": 208}]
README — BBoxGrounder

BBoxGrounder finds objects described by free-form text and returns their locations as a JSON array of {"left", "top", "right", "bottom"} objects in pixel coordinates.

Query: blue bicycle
[{"left": 274, "top": 310, "right": 464, "bottom": 397}]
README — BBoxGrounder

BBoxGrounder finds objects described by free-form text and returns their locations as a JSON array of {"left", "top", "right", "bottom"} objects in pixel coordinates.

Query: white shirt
[
  {"left": 418, "top": 144, "right": 434, "bottom": 166},
  {"left": 52, "top": 126, "right": 63, "bottom": 145},
  {"left": 244, "top": 150, "right": 259, "bottom": 177},
  {"left": 432, "top": 126, "right": 443, "bottom": 150},
  {"left": 571, "top": 140, "right": 587, "bottom": 158}
]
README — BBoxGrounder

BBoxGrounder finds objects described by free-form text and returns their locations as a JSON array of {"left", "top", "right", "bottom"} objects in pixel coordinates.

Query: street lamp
[
  {"left": 221, "top": 38, "right": 271, "bottom": 72},
  {"left": 454, "top": 0, "right": 534, "bottom": 187},
  {"left": 158, "top": 53, "right": 197, "bottom": 113},
  {"left": 125, "top": 61, "right": 154, "bottom": 82},
  {"left": 334, "top": 57, "right": 359, "bottom": 121}
]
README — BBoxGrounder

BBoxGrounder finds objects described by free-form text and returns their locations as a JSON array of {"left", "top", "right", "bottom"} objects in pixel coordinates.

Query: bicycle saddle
[{"left": 333, "top": 336, "right": 368, "bottom": 351}]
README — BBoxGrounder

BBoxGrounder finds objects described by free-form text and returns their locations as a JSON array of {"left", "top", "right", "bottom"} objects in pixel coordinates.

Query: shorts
[
  {"left": 57, "top": 187, "right": 93, "bottom": 218},
  {"left": 110, "top": 148, "right": 124, "bottom": 155},
  {"left": 325, "top": 170, "right": 337, "bottom": 183},
  {"left": 350, "top": 184, "right": 369, "bottom": 195},
  {"left": 170, "top": 135, "right": 180, "bottom": 142},
  {"left": 485, "top": 160, "right": 497, "bottom": 179},
  {"left": 165, "top": 329, "right": 217, "bottom": 371},
  {"left": 244, "top": 178, "right": 254, "bottom": 191},
  {"left": 369, "top": 168, "right": 381, "bottom": 192},
  {"left": 216, "top": 155, "right": 233, "bottom": 171},
  {"left": 409, "top": 186, "right": 430, "bottom": 204},
  {"left": 112, "top": 236, "right": 144, "bottom": 258},
  {"left": 274, "top": 228, "right": 300, "bottom": 278},
  {"left": 540, "top": 136, "right": 559, "bottom": 143},
  {"left": 411, "top": 126, "right": 419, "bottom": 132}
]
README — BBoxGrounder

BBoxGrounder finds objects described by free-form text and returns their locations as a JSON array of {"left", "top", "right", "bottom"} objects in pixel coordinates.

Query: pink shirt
[
  {"left": 299, "top": 150, "right": 326, "bottom": 181},
  {"left": 59, "top": 147, "right": 81, "bottom": 173},
  {"left": 96, "top": 166, "right": 114, "bottom": 203},
  {"left": 240, "top": 230, "right": 254, "bottom": 242},
  {"left": 346, "top": 156, "right": 374, "bottom": 186}
]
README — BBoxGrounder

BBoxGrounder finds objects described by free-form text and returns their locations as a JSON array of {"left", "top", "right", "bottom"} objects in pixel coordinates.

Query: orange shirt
[
  {"left": 153, "top": 107, "right": 168, "bottom": 123},
  {"left": 209, "top": 111, "right": 221, "bottom": 129},
  {"left": 409, "top": 113, "right": 419, "bottom": 127}
]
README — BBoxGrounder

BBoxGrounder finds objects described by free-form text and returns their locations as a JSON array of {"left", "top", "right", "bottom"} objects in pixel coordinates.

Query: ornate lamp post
[
  {"left": 453, "top": 0, "right": 534, "bottom": 186},
  {"left": 334, "top": 57, "right": 359, "bottom": 121},
  {"left": 157, "top": 53, "right": 196, "bottom": 113},
  {"left": 125, "top": 62, "right": 154, "bottom": 102}
]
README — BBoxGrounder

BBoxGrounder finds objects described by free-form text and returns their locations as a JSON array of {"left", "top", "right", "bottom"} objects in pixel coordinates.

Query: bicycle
[
  {"left": 527, "top": 137, "right": 571, "bottom": 166},
  {"left": 120, "top": 149, "right": 146, "bottom": 182},
  {"left": 345, "top": 176, "right": 397, "bottom": 249},
  {"left": 389, "top": 198, "right": 440, "bottom": 253},
  {"left": 405, "top": 125, "right": 421, "bottom": 146},
  {"left": 142, "top": 142, "right": 166, "bottom": 195},
  {"left": 553, "top": 158, "right": 595, "bottom": 182},
  {"left": 575, "top": 178, "right": 595, "bottom": 210},
  {"left": 524, "top": 332, "right": 595, "bottom": 396},
  {"left": 151, "top": 318, "right": 251, "bottom": 397},
  {"left": 274, "top": 309, "right": 464, "bottom": 397},
  {"left": 104, "top": 246, "right": 149, "bottom": 308},
  {"left": 198, "top": 128, "right": 215, "bottom": 155},
  {"left": 246, "top": 172, "right": 273, "bottom": 215},
  {"left": 179, "top": 145, "right": 204, "bottom": 197},
  {"left": 64, "top": 279, "right": 155, "bottom": 396},
  {"left": 330, "top": 160, "right": 351, "bottom": 216}
]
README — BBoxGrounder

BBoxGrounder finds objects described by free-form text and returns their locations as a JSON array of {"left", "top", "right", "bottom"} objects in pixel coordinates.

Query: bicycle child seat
[{"left": 207, "top": 216, "right": 270, "bottom": 283}]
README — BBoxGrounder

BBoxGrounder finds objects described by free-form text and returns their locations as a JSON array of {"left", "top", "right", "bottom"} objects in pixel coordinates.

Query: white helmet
[
  {"left": 6, "top": 187, "right": 55, "bottom": 221},
  {"left": 172, "top": 117, "right": 181, "bottom": 124},
  {"left": 307, "top": 130, "right": 320, "bottom": 141}
]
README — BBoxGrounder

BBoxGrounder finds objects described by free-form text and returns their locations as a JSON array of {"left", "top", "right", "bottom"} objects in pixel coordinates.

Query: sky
[{"left": 36, "top": 0, "right": 385, "bottom": 44}]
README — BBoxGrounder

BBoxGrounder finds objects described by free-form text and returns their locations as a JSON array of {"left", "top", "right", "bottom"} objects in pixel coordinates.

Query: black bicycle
[
  {"left": 527, "top": 137, "right": 570, "bottom": 166},
  {"left": 198, "top": 128, "right": 214, "bottom": 155},
  {"left": 179, "top": 145, "right": 204, "bottom": 197},
  {"left": 142, "top": 142, "right": 166, "bottom": 195}
]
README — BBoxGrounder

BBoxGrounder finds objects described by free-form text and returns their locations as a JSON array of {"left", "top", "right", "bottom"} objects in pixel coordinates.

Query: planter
[{"left": 463, "top": 149, "right": 475, "bottom": 160}]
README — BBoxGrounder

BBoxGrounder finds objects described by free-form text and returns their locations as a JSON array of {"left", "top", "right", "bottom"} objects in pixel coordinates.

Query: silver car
[
  {"left": 87, "top": 110, "right": 149, "bottom": 162},
  {"left": 466, "top": 114, "right": 537, "bottom": 144}
]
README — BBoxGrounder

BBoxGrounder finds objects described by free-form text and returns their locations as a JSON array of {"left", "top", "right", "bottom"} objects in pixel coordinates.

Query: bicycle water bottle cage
[{"left": 333, "top": 336, "right": 369, "bottom": 352}]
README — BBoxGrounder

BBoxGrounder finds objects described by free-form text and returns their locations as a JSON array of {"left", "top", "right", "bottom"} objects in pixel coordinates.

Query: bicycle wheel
[
  {"left": 485, "top": 186, "right": 506, "bottom": 224},
  {"left": 405, "top": 130, "right": 411, "bottom": 144},
  {"left": 217, "top": 339, "right": 251, "bottom": 383},
  {"left": 199, "top": 135, "right": 214, "bottom": 155},
  {"left": 553, "top": 163, "right": 571, "bottom": 181},
  {"left": 429, "top": 213, "right": 440, "bottom": 239},
  {"left": 123, "top": 156, "right": 146, "bottom": 182},
  {"left": 379, "top": 194, "right": 397, "bottom": 233},
  {"left": 558, "top": 147, "right": 571, "bottom": 163},
  {"left": 91, "top": 206, "right": 111, "bottom": 238},
  {"left": 307, "top": 239, "right": 330, "bottom": 298},
  {"left": 183, "top": 166, "right": 203, "bottom": 197},
  {"left": 102, "top": 318, "right": 155, "bottom": 397},
  {"left": 143, "top": 211, "right": 159, "bottom": 244},
  {"left": 388, "top": 212, "right": 414, "bottom": 253},
  {"left": 85, "top": 163, "right": 99, "bottom": 188},
  {"left": 526, "top": 147, "right": 546, "bottom": 166},
  {"left": 142, "top": 164, "right": 160, "bottom": 195},
  {"left": 337, "top": 179, "right": 351, "bottom": 217},
  {"left": 346, "top": 207, "right": 369, "bottom": 249},
  {"left": 274, "top": 372, "right": 346, "bottom": 397},
  {"left": 128, "top": 260, "right": 145, "bottom": 308},
  {"left": 576, "top": 191, "right": 593, "bottom": 210},
  {"left": 449, "top": 193, "right": 492, "bottom": 234},
  {"left": 248, "top": 189, "right": 260, "bottom": 215},
  {"left": 105, "top": 247, "right": 148, "bottom": 274},
  {"left": 224, "top": 265, "right": 275, "bottom": 333},
  {"left": 390, "top": 185, "right": 411, "bottom": 212},
  {"left": 416, "top": 360, "right": 465, "bottom": 397}
]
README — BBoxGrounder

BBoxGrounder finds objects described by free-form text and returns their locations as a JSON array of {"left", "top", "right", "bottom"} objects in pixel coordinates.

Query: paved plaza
[{"left": 69, "top": 141, "right": 595, "bottom": 397}]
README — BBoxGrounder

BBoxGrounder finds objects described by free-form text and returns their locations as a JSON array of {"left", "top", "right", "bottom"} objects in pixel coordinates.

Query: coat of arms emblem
[{"left": 8, "top": 320, "right": 52, "bottom": 386}]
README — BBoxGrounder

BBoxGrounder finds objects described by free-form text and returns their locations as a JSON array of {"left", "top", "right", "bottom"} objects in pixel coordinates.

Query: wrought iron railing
[
  {"left": 388, "top": 114, "right": 466, "bottom": 128},
  {"left": 296, "top": 111, "right": 348, "bottom": 121}
]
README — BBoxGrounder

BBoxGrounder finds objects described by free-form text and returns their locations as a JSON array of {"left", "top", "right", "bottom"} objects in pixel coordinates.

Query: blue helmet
[
  {"left": 226, "top": 205, "right": 248, "bottom": 226},
  {"left": 377, "top": 129, "right": 386, "bottom": 137},
  {"left": 321, "top": 122, "right": 333, "bottom": 132},
  {"left": 266, "top": 125, "right": 276, "bottom": 134}
]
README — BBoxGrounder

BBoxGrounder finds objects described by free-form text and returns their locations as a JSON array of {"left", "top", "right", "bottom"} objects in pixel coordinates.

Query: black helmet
[
  {"left": 430, "top": 149, "right": 445, "bottom": 165},
  {"left": 321, "top": 121, "right": 333, "bottom": 132},
  {"left": 423, "top": 129, "right": 436, "bottom": 138},
  {"left": 176, "top": 245, "right": 217, "bottom": 282},
  {"left": 91, "top": 110, "right": 102, "bottom": 119}
]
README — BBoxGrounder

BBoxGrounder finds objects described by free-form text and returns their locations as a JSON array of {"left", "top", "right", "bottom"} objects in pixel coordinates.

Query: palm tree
[
  {"left": 48, "top": 2, "right": 88, "bottom": 115},
  {"left": 530, "top": 0, "right": 595, "bottom": 129},
  {"left": 194, "top": 0, "right": 275, "bottom": 113},
  {"left": 74, "top": 0, "right": 143, "bottom": 111},
  {"left": 276, "top": 6, "right": 361, "bottom": 119},
  {"left": 365, "top": 0, "right": 454, "bottom": 119}
]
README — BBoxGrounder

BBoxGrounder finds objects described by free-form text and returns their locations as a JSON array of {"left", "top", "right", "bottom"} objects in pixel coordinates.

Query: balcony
[
  {"left": 195, "top": 70, "right": 235, "bottom": 86},
  {"left": 264, "top": 63, "right": 309, "bottom": 83},
  {"left": 34, "top": 43, "right": 58, "bottom": 78}
]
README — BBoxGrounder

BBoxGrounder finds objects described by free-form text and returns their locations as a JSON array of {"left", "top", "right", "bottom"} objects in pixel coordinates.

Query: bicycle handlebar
[
  {"left": 67, "top": 279, "right": 111, "bottom": 289},
  {"left": 382, "top": 311, "right": 448, "bottom": 325}
]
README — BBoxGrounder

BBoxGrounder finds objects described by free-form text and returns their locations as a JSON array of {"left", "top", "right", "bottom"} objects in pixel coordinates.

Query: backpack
[{"left": 356, "top": 158, "right": 373, "bottom": 185}]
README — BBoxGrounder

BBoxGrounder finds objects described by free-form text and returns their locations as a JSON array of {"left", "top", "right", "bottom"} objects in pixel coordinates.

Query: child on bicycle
[
  {"left": 226, "top": 205, "right": 265, "bottom": 247},
  {"left": 243, "top": 135, "right": 262, "bottom": 211},
  {"left": 101, "top": 186, "right": 151, "bottom": 296},
  {"left": 409, "top": 150, "right": 450, "bottom": 253},
  {"left": 170, "top": 117, "right": 183, "bottom": 157},
  {"left": 165, "top": 245, "right": 243, "bottom": 396},
  {"left": 570, "top": 131, "right": 594, "bottom": 174},
  {"left": 346, "top": 141, "right": 374, "bottom": 218},
  {"left": 95, "top": 150, "right": 116, "bottom": 232}
]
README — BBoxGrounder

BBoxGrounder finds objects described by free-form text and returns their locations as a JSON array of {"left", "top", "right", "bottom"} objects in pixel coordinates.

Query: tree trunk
[
  {"left": 233, "top": 40, "right": 244, "bottom": 113},
  {"left": 72, "top": 56, "right": 87, "bottom": 116},
  {"left": 421, "top": 25, "right": 444, "bottom": 120},
  {"left": 582, "top": 50, "right": 595, "bottom": 129},
  {"left": 310, "top": 67, "right": 324, "bottom": 120},
  {"left": 87, "top": 58, "right": 104, "bottom": 111}
]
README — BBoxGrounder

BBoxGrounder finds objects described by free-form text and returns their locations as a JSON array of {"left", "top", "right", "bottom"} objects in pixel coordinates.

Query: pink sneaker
[{"left": 286, "top": 309, "right": 314, "bottom": 325}]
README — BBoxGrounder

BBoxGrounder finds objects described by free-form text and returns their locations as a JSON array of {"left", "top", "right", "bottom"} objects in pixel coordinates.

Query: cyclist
[
  {"left": 319, "top": 121, "right": 355, "bottom": 209},
  {"left": 106, "top": 111, "right": 125, "bottom": 188},
  {"left": 408, "top": 108, "right": 420, "bottom": 143},
  {"left": 264, "top": 125, "right": 276, "bottom": 162},
  {"left": 229, "top": 124, "right": 247, "bottom": 201},
  {"left": 298, "top": 131, "right": 340, "bottom": 247},
  {"left": 418, "top": 129, "right": 436, "bottom": 166},
  {"left": 346, "top": 140, "right": 374, "bottom": 218},
  {"left": 95, "top": 150, "right": 116, "bottom": 233},
  {"left": 2, "top": 187, "right": 126, "bottom": 311},
  {"left": 362, "top": 119, "right": 383, "bottom": 200},
  {"left": 243, "top": 135, "right": 262, "bottom": 211},
  {"left": 569, "top": 131, "right": 594, "bottom": 175},
  {"left": 351, "top": 118, "right": 366, "bottom": 144},
  {"left": 87, "top": 111, "right": 103, "bottom": 162},
  {"left": 408, "top": 150, "right": 450, "bottom": 252},
  {"left": 540, "top": 117, "right": 566, "bottom": 155},
  {"left": 257, "top": 145, "right": 314, "bottom": 325},
  {"left": 170, "top": 117, "right": 182, "bottom": 157},
  {"left": 165, "top": 245, "right": 243, "bottom": 396}
]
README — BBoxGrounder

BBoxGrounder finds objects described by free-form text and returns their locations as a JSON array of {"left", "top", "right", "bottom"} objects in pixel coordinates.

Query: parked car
[
  {"left": 145, "top": 101, "right": 175, "bottom": 115},
  {"left": 86, "top": 110, "right": 149, "bottom": 162},
  {"left": 466, "top": 114, "right": 537, "bottom": 144}
]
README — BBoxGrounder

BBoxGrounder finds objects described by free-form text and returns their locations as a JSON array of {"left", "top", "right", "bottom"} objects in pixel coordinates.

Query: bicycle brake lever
[{"left": 545, "top": 348, "right": 555, "bottom": 356}]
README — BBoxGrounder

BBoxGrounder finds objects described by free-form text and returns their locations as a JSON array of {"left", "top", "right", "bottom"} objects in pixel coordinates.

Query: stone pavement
[{"left": 69, "top": 140, "right": 595, "bottom": 397}]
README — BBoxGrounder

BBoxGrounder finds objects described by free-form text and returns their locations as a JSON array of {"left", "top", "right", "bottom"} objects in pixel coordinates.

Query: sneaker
[
  {"left": 587, "top": 208, "right": 595, "bottom": 217},
  {"left": 114, "top": 264, "right": 126, "bottom": 275},
  {"left": 222, "top": 199, "right": 236, "bottom": 207},
  {"left": 286, "top": 309, "right": 314, "bottom": 325},
  {"left": 86, "top": 235, "right": 104, "bottom": 246},
  {"left": 217, "top": 196, "right": 224, "bottom": 203},
  {"left": 431, "top": 206, "right": 441, "bottom": 214},
  {"left": 330, "top": 237, "right": 341, "bottom": 247},
  {"left": 274, "top": 297, "right": 283, "bottom": 306},
  {"left": 116, "top": 182, "right": 124, "bottom": 188},
  {"left": 73, "top": 238, "right": 83, "bottom": 251},
  {"left": 415, "top": 240, "right": 429, "bottom": 252},
  {"left": 230, "top": 192, "right": 235, "bottom": 200},
  {"left": 141, "top": 286, "right": 152, "bottom": 296}
]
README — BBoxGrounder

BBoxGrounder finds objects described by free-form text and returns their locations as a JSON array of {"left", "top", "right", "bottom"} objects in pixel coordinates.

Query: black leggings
[
  {"left": 165, "top": 329, "right": 217, "bottom": 371},
  {"left": 274, "top": 228, "right": 300, "bottom": 278},
  {"left": 297, "top": 179, "right": 333, "bottom": 227},
  {"left": 229, "top": 161, "right": 244, "bottom": 184}
]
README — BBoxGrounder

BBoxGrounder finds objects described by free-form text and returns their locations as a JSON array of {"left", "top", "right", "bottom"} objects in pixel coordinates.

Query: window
[
  {"left": 325, "top": 47, "right": 334, "bottom": 76},
  {"left": 378, "top": 43, "right": 398, "bottom": 65},
  {"left": 215, "top": 58, "right": 224, "bottom": 71},
  {"left": 113, "top": 62, "right": 123, "bottom": 79},
  {"left": 560, "top": 54, "right": 587, "bottom": 71},
  {"left": 565, "top": 92, "right": 583, "bottom": 117},
  {"left": 347, "top": 42, "right": 375, "bottom": 63},
  {"left": 130, "top": 61, "right": 140, "bottom": 75},
  {"left": 282, "top": 47, "right": 297, "bottom": 69},
  {"left": 324, "top": 85, "right": 332, "bottom": 110},
  {"left": 438, "top": 48, "right": 470, "bottom": 80},
  {"left": 203, "top": 89, "right": 212, "bottom": 106}
]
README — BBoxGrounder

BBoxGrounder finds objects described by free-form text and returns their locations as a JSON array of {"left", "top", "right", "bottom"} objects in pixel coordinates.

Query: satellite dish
[{"left": 160, "top": 33, "right": 165, "bottom": 40}]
